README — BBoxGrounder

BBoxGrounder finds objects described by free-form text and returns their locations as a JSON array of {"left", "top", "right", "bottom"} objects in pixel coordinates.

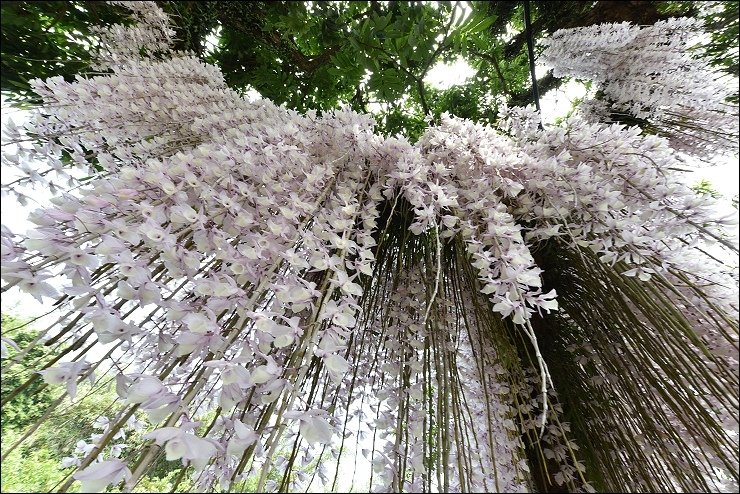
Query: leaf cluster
[{"left": 7, "top": 1, "right": 734, "bottom": 138}]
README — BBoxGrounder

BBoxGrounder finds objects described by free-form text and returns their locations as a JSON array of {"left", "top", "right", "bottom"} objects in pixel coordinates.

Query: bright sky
[{"left": 425, "top": 57, "right": 477, "bottom": 89}]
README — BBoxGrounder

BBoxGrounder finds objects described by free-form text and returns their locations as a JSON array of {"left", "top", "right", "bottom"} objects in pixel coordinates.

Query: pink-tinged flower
[
  {"left": 535, "top": 289, "right": 559, "bottom": 313},
  {"left": 211, "top": 277, "right": 241, "bottom": 298},
  {"left": 142, "top": 395, "right": 180, "bottom": 424},
  {"left": 285, "top": 410, "right": 334, "bottom": 446},
  {"left": 281, "top": 249, "right": 310, "bottom": 270},
  {"left": 95, "top": 235, "right": 127, "bottom": 256},
  {"left": 124, "top": 376, "right": 167, "bottom": 404},
  {"left": 17, "top": 273, "right": 59, "bottom": 303},
  {"left": 251, "top": 356, "right": 280, "bottom": 385},
  {"left": 331, "top": 307, "right": 357, "bottom": 328},
  {"left": 93, "top": 415, "right": 110, "bottom": 430},
  {"left": 74, "top": 439, "right": 95, "bottom": 455},
  {"left": 323, "top": 353, "right": 349, "bottom": 375},
  {"left": 110, "top": 443, "right": 128, "bottom": 457},
  {"left": 116, "top": 374, "right": 179, "bottom": 422},
  {"left": 87, "top": 309, "right": 140, "bottom": 344},
  {"left": 138, "top": 282, "right": 162, "bottom": 306},
  {"left": 253, "top": 316, "right": 297, "bottom": 348},
  {"left": 143, "top": 427, "right": 222, "bottom": 471},
  {"left": 73, "top": 459, "right": 132, "bottom": 493},
  {"left": 275, "top": 284, "right": 314, "bottom": 307},
  {"left": 139, "top": 220, "right": 169, "bottom": 243},
  {"left": 117, "top": 260, "right": 150, "bottom": 286},
  {"left": 183, "top": 311, "right": 216, "bottom": 334},
  {"left": 66, "top": 248, "right": 99, "bottom": 268},
  {"left": 170, "top": 204, "right": 200, "bottom": 224},
  {"left": 60, "top": 456, "right": 80, "bottom": 468},
  {"left": 331, "top": 271, "right": 363, "bottom": 297},
  {"left": 175, "top": 331, "right": 224, "bottom": 356},
  {"left": 203, "top": 360, "right": 251, "bottom": 388},
  {"left": 226, "top": 420, "right": 259, "bottom": 456},
  {"left": 218, "top": 382, "right": 244, "bottom": 410},
  {"left": 491, "top": 294, "right": 517, "bottom": 319},
  {"left": 38, "top": 360, "right": 94, "bottom": 399},
  {"left": 622, "top": 266, "right": 655, "bottom": 281}
]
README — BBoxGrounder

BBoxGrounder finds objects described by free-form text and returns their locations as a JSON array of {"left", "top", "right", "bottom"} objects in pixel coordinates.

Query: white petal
[
  {"left": 126, "top": 377, "right": 165, "bottom": 404},
  {"left": 300, "top": 416, "right": 333, "bottom": 445},
  {"left": 273, "top": 334, "right": 294, "bottom": 348},
  {"left": 143, "top": 427, "right": 182, "bottom": 445},
  {"left": 73, "top": 459, "right": 130, "bottom": 493},
  {"left": 165, "top": 437, "right": 187, "bottom": 461},
  {"left": 324, "top": 354, "right": 349, "bottom": 375},
  {"left": 251, "top": 365, "right": 273, "bottom": 384}
]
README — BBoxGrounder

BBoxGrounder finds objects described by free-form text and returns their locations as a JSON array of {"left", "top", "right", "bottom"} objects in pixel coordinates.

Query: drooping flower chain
[
  {"left": 1, "top": 2, "right": 737, "bottom": 492},
  {"left": 540, "top": 18, "right": 740, "bottom": 158}
]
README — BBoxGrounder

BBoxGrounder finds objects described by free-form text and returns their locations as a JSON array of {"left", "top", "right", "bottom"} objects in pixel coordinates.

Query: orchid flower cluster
[
  {"left": 1, "top": 2, "right": 738, "bottom": 493},
  {"left": 540, "top": 18, "right": 740, "bottom": 159},
  {"left": 59, "top": 414, "right": 146, "bottom": 491}
]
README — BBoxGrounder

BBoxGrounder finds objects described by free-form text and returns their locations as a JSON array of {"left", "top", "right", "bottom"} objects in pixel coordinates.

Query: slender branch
[
  {"left": 524, "top": 1, "right": 541, "bottom": 114},
  {"left": 416, "top": 78, "right": 431, "bottom": 116},
  {"left": 468, "top": 48, "right": 509, "bottom": 94}
]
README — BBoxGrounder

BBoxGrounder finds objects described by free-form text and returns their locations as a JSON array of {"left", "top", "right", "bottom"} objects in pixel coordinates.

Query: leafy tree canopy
[{"left": 2, "top": 1, "right": 737, "bottom": 138}]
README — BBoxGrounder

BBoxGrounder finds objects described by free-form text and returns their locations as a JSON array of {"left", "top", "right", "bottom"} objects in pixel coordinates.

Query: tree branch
[
  {"left": 416, "top": 78, "right": 431, "bottom": 116},
  {"left": 509, "top": 70, "right": 562, "bottom": 107},
  {"left": 468, "top": 48, "right": 509, "bottom": 94},
  {"left": 217, "top": 13, "right": 340, "bottom": 76},
  {"left": 524, "top": 0, "right": 541, "bottom": 113}
]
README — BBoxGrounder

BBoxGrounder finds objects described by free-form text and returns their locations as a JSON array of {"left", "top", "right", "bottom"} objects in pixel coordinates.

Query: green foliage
[
  {"left": 0, "top": 314, "right": 192, "bottom": 493},
  {"left": 133, "top": 469, "right": 194, "bottom": 493},
  {"left": 702, "top": 1, "right": 739, "bottom": 75},
  {"left": 658, "top": 0, "right": 739, "bottom": 102},
  {"left": 9, "top": 1, "right": 733, "bottom": 139},
  {"left": 1, "top": 314, "right": 54, "bottom": 430},
  {"left": 0, "top": 429, "right": 71, "bottom": 493},
  {"left": 1, "top": 325, "right": 284, "bottom": 494},
  {"left": 1, "top": 371, "right": 194, "bottom": 493},
  {"left": 692, "top": 179, "right": 723, "bottom": 199},
  {"left": 0, "top": 1, "right": 129, "bottom": 107}
]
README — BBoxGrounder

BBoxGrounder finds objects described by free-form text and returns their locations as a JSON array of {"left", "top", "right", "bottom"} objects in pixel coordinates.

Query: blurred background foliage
[{"left": 1, "top": 313, "right": 304, "bottom": 492}]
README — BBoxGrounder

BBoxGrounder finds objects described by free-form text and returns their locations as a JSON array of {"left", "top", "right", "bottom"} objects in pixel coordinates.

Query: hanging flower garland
[
  {"left": 1, "top": 2, "right": 737, "bottom": 493},
  {"left": 541, "top": 19, "right": 740, "bottom": 159}
]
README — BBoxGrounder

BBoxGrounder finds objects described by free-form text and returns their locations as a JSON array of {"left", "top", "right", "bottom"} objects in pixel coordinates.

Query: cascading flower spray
[{"left": 1, "top": 2, "right": 737, "bottom": 493}]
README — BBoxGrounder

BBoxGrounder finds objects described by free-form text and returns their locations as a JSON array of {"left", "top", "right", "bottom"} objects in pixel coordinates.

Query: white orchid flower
[
  {"left": 143, "top": 427, "right": 221, "bottom": 471},
  {"left": 60, "top": 456, "right": 80, "bottom": 468},
  {"left": 323, "top": 353, "right": 350, "bottom": 375},
  {"left": 285, "top": 410, "right": 334, "bottom": 446},
  {"left": 124, "top": 376, "right": 167, "bottom": 404},
  {"left": 226, "top": 420, "right": 259, "bottom": 457},
  {"left": 204, "top": 360, "right": 251, "bottom": 388},
  {"left": 218, "top": 382, "right": 244, "bottom": 410},
  {"left": 332, "top": 270, "right": 363, "bottom": 297},
  {"left": 38, "top": 360, "right": 93, "bottom": 399},
  {"left": 251, "top": 356, "right": 280, "bottom": 385},
  {"left": 73, "top": 459, "right": 132, "bottom": 493},
  {"left": 93, "top": 415, "right": 110, "bottom": 430},
  {"left": 17, "top": 274, "right": 59, "bottom": 303},
  {"left": 183, "top": 311, "right": 215, "bottom": 334}
]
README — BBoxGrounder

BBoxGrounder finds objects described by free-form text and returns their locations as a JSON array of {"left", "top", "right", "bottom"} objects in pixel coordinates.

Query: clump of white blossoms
[
  {"left": 1, "top": 2, "right": 737, "bottom": 493},
  {"left": 541, "top": 18, "right": 740, "bottom": 159}
]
